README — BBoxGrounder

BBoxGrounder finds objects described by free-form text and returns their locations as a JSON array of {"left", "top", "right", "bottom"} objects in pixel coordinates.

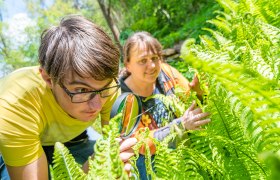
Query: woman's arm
[{"left": 154, "top": 101, "right": 210, "bottom": 141}]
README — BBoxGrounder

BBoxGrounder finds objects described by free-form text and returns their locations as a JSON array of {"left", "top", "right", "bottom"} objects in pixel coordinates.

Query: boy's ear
[{"left": 39, "top": 67, "right": 53, "bottom": 88}]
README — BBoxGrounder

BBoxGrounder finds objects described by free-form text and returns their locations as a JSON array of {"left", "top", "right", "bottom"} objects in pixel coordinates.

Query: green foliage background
[
  {"left": 0, "top": 0, "right": 109, "bottom": 77},
  {"left": 116, "top": 0, "right": 220, "bottom": 48},
  {"left": 0, "top": 0, "right": 216, "bottom": 76},
  {"left": 0, "top": 0, "right": 279, "bottom": 179}
]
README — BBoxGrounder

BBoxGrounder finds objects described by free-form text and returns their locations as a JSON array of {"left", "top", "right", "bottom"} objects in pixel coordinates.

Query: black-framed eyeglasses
[{"left": 60, "top": 79, "right": 120, "bottom": 103}]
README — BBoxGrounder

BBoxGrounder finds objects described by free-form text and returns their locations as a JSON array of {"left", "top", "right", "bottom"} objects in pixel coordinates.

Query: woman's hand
[
  {"left": 182, "top": 101, "right": 210, "bottom": 130},
  {"left": 189, "top": 74, "right": 204, "bottom": 97}
]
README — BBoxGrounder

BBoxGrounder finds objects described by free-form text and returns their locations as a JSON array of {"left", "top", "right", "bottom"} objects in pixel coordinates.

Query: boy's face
[
  {"left": 41, "top": 68, "right": 114, "bottom": 122},
  {"left": 54, "top": 74, "right": 112, "bottom": 122}
]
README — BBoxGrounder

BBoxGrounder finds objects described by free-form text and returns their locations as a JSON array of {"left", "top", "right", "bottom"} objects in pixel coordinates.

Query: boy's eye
[{"left": 75, "top": 88, "right": 91, "bottom": 93}]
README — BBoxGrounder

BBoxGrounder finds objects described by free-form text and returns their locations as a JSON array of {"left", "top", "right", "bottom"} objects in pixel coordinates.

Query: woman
[{"left": 119, "top": 31, "right": 210, "bottom": 179}]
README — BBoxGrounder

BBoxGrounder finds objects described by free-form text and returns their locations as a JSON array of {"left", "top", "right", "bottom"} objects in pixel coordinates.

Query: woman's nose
[{"left": 147, "top": 59, "right": 156, "bottom": 68}]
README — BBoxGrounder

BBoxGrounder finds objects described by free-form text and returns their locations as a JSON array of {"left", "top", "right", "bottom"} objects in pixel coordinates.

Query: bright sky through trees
[{"left": 1, "top": 0, "right": 26, "bottom": 21}]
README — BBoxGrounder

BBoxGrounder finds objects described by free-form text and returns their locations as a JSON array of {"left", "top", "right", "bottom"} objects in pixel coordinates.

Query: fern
[
  {"left": 153, "top": 134, "right": 180, "bottom": 179},
  {"left": 185, "top": 0, "right": 280, "bottom": 83},
  {"left": 255, "top": 0, "right": 280, "bottom": 27},
  {"left": 209, "top": 135, "right": 267, "bottom": 179},
  {"left": 176, "top": 1, "right": 280, "bottom": 177},
  {"left": 87, "top": 113, "right": 128, "bottom": 179},
  {"left": 52, "top": 142, "right": 86, "bottom": 180},
  {"left": 51, "top": 114, "right": 129, "bottom": 180},
  {"left": 181, "top": 54, "right": 280, "bottom": 151}
]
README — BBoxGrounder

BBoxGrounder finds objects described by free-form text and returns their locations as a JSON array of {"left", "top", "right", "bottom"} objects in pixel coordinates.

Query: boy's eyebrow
[
  {"left": 68, "top": 81, "right": 90, "bottom": 86},
  {"left": 67, "top": 79, "right": 113, "bottom": 90}
]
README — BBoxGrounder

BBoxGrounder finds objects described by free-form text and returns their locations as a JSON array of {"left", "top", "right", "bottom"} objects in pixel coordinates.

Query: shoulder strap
[
  {"left": 169, "top": 66, "right": 178, "bottom": 79},
  {"left": 110, "top": 92, "right": 132, "bottom": 119},
  {"left": 161, "top": 63, "right": 178, "bottom": 80},
  {"left": 110, "top": 92, "right": 143, "bottom": 139},
  {"left": 160, "top": 63, "right": 178, "bottom": 95}
]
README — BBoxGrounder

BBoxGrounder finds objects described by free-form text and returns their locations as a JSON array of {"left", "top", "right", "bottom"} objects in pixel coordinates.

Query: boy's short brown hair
[{"left": 39, "top": 15, "right": 120, "bottom": 83}]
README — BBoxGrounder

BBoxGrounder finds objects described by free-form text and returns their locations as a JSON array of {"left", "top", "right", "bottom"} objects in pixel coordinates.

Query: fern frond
[
  {"left": 154, "top": 134, "right": 181, "bottom": 179},
  {"left": 202, "top": 27, "right": 231, "bottom": 46},
  {"left": 216, "top": 0, "right": 238, "bottom": 14},
  {"left": 257, "top": 0, "right": 280, "bottom": 27},
  {"left": 131, "top": 127, "right": 156, "bottom": 179},
  {"left": 199, "top": 35, "right": 219, "bottom": 51},
  {"left": 179, "top": 142, "right": 225, "bottom": 179},
  {"left": 207, "top": 17, "right": 232, "bottom": 36},
  {"left": 52, "top": 142, "right": 86, "bottom": 180},
  {"left": 238, "top": 0, "right": 266, "bottom": 22},
  {"left": 88, "top": 113, "right": 129, "bottom": 179},
  {"left": 180, "top": 54, "right": 280, "bottom": 153},
  {"left": 210, "top": 135, "right": 267, "bottom": 179}
]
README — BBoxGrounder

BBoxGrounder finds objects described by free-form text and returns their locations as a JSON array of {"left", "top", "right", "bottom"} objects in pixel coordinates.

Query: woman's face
[{"left": 126, "top": 44, "right": 161, "bottom": 84}]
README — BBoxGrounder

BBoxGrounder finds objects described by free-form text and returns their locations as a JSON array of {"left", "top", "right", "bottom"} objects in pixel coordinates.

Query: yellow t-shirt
[{"left": 0, "top": 66, "right": 117, "bottom": 166}]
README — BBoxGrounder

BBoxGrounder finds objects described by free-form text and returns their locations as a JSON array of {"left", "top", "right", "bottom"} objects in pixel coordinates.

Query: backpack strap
[
  {"left": 160, "top": 63, "right": 179, "bottom": 95},
  {"left": 110, "top": 92, "right": 132, "bottom": 119},
  {"left": 168, "top": 64, "right": 178, "bottom": 79},
  {"left": 161, "top": 63, "right": 178, "bottom": 83}
]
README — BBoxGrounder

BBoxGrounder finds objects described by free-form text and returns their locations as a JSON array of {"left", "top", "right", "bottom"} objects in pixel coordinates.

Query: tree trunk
[{"left": 97, "top": 0, "right": 122, "bottom": 55}]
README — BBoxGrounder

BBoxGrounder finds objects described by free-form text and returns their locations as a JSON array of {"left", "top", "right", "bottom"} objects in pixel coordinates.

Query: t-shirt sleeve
[{"left": 0, "top": 99, "right": 44, "bottom": 166}]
